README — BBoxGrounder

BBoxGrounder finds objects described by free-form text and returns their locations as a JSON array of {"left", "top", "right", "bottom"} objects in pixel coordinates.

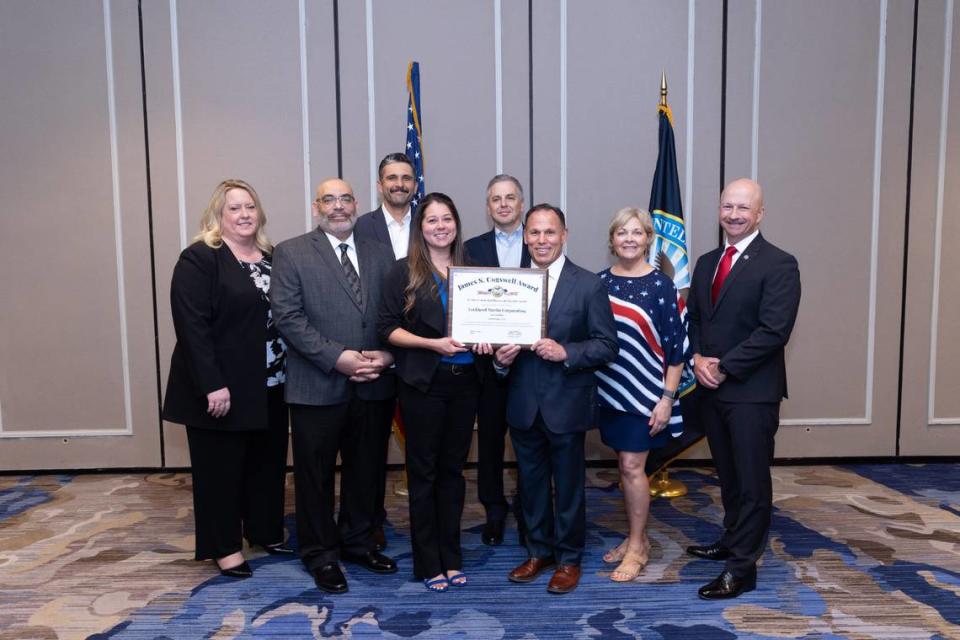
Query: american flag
[{"left": 405, "top": 61, "right": 425, "bottom": 209}]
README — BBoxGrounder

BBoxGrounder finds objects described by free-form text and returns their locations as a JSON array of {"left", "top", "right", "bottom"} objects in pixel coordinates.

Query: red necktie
[{"left": 711, "top": 246, "right": 738, "bottom": 304}]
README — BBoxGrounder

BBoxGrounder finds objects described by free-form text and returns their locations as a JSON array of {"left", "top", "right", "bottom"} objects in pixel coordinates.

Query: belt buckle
[{"left": 450, "top": 364, "right": 465, "bottom": 376}]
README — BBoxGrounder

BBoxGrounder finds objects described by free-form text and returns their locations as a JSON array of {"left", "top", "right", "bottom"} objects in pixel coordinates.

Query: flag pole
[{"left": 647, "top": 71, "right": 694, "bottom": 499}]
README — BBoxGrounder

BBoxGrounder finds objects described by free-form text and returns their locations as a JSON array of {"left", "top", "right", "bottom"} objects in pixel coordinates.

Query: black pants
[
  {"left": 289, "top": 396, "right": 394, "bottom": 570},
  {"left": 186, "top": 385, "right": 289, "bottom": 561},
  {"left": 476, "top": 360, "right": 511, "bottom": 522},
  {"left": 399, "top": 365, "right": 479, "bottom": 579},
  {"left": 701, "top": 396, "right": 780, "bottom": 577},
  {"left": 510, "top": 413, "right": 586, "bottom": 566}
]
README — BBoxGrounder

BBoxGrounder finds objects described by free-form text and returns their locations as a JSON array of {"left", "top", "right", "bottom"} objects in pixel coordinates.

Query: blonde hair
[
  {"left": 608, "top": 207, "right": 654, "bottom": 258},
  {"left": 193, "top": 179, "right": 272, "bottom": 253}
]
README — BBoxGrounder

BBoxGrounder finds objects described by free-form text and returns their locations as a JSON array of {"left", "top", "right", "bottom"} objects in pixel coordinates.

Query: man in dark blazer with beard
[
  {"left": 490, "top": 204, "right": 618, "bottom": 594},
  {"left": 685, "top": 178, "right": 801, "bottom": 599},
  {"left": 464, "top": 174, "right": 531, "bottom": 546},
  {"left": 271, "top": 178, "right": 399, "bottom": 594},
  {"left": 354, "top": 153, "right": 417, "bottom": 260}
]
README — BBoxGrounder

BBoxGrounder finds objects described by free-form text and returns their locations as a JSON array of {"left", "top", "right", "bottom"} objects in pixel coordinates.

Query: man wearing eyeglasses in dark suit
[{"left": 272, "top": 178, "right": 399, "bottom": 594}]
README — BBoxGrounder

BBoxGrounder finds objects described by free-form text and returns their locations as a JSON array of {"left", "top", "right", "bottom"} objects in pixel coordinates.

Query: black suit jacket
[
  {"left": 504, "top": 259, "right": 618, "bottom": 434},
  {"left": 162, "top": 242, "right": 272, "bottom": 430},
  {"left": 464, "top": 228, "right": 532, "bottom": 268},
  {"left": 355, "top": 207, "right": 410, "bottom": 259},
  {"left": 378, "top": 259, "right": 483, "bottom": 392},
  {"left": 687, "top": 233, "right": 801, "bottom": 403}
]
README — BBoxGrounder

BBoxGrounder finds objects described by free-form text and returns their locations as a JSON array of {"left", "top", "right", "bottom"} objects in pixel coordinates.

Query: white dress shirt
[
  {"left": 324, "top": 231, "right": 360, "bottom": 276},
  {"left": 382, "top": 206, "right": 412, "bottom": 258},
  {"left": 544, "top": 254, "right": 566, "bottom": 309},
  {"left": 714, "top": 228, "right": 760, "bottom": 278}
]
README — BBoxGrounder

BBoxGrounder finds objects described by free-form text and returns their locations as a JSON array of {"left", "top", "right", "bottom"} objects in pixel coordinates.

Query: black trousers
[
  {"left": 186, "top": 385, "right": 289, "bottom": 561},
  {"left": 476, "top": 360, "right": 511, "bottom": 521},
  {"left": 289, "top": 396, "right": 394, "bottom": 570},
  {"left": 399, "top": 365, "right": 479, "bottom": 579},
  {"left": 701, "top": 395, "right": 780, "bottom": 577},
  {"left": 510, "top": 413, "right": 586, "bottom": 566}
]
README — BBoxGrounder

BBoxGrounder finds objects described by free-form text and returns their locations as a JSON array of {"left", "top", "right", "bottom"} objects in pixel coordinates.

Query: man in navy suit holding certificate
[
  {"left": 490, "top": 204, "right": 618, "bottom": 594},
  {"left": 685, "top": 178, "right": 801, "bottom": 599}
]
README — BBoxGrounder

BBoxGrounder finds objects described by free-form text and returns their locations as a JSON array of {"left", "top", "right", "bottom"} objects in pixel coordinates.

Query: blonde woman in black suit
[{"left": 163, "top": 179, "right": 292, "bottom": 579}]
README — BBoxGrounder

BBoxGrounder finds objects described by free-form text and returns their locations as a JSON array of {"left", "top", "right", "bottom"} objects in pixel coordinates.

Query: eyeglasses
[{"left": 316, "top": 194, "right": 356, "bottom": 206}]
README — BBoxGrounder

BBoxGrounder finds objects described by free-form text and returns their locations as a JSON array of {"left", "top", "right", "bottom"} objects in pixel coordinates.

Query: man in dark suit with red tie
[
  {"left": 685, "top": 178, "right": 801, "bottom": 599},
  {"left": 464, "top": 174, "right": 531, "bottom": 546}
]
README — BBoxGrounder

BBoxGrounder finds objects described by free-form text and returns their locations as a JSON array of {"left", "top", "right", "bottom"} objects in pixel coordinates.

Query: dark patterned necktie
[
  {"left": 711, "top": 245, "right": 738, "bottom": 304},
  {"left": 339, "top": 243, "right": 362, "bottom": 305}
]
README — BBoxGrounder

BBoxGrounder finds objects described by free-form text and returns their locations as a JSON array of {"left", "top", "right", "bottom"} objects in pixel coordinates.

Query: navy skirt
[{"left": 598, "top": 406, "right": 670, "bottom": 453}]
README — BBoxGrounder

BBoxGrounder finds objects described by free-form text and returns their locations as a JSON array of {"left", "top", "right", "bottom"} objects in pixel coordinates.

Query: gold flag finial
[{"left": 659, "top": 71, "right": 668, "bottom": 106}]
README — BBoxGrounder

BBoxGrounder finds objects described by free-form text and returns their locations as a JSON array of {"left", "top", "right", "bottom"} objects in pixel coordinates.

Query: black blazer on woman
[
  {"left": 162, "top": 241, "right": 273, "bottom": 431},
  {"left": 378, "top": 258, "right": 483, "bottom": 393}
]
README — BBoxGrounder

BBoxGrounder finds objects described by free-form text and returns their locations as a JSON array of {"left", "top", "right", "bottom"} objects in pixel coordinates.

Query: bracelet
[{"left": 662, "top": 388, "right": 678, "bottom": 400}]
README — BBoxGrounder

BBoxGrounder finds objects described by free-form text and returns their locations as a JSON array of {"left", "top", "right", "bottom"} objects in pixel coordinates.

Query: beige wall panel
[
  {"left": 932, "top": 7, "right": 960, "bottom": 422},
  {"left": 500, "top": 1, "right": 533, "bottom": 206},
  {"left": 721, "top": 1, "right": 913, "bottom": 457},
  {"left": 1, "top": 1, "right": 160, "bottom": 468},
  {"left": 686, "top": 0, "right": 724, "bottom": 266},
  {"left": 371, "top": 1, "right": 497, "bottom": 241},
  {"left": 722, "top": 0, "right": 759, "bottom": 181},
  {"left": 530, "top": 0, "right": 562, "bottom": 206},
  {"left": 146, "top": 0, "right": 337, "bottom": 466},
  {"left": 336, "top": 0, "right": 375, "bottom": 211},
  {"left": 901, "top": 1, "right": 960, "bottom": 455},
  {"left": 565, "top": 0, "right": 688, "bottom": 271}
]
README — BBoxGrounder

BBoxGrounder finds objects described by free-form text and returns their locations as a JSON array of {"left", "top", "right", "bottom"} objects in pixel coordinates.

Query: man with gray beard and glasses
[{"left": 271, "top": 178, "right": 398, "bottom": 594}]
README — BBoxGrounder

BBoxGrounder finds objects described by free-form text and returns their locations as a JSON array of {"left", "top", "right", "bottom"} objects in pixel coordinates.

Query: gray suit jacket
[{"left": 271, "top": 228, "right": 396, "bottom": 406}]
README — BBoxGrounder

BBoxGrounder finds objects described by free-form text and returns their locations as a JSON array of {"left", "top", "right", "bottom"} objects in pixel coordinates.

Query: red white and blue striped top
[{"left": 595, "top": 269, "right": 686, "bottom": 436}]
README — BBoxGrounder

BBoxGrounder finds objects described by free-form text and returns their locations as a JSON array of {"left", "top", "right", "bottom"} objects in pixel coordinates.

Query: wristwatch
[{"left": 662, "top": 388, "right": 679, "bottom": 400}]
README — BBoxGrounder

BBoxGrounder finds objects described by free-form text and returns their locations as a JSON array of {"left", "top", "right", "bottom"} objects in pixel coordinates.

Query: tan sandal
[
  {"left": 603, "top": 539, "right": 628, "bottom": 564},
  {"left": 610, "top": 550, "right": 648, "bottom": 582}
]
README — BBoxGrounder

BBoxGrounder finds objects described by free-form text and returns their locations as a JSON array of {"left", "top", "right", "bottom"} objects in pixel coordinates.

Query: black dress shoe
[
  {"left": 311, "top": 562, "right": 348, "bottom": 593},
  {"left": 218, "top": 560, "right": 253, "bottom": 578},
  {"left": 482, "top": 520, "right": 505, "bottom": 546},
  {"left": 686, "top": 542, "right": 731, "bottom": 561},
  {"left": 341, "top": 550, "right": 398, "bottom": 574},
  {"left": 698, "top": 569, "right": 756, "bottom": 599},
  {"left": 371, "top": 527, "right": 387, "bottom": 552},
  {"left": 262, "top": 543, "right": 296, "bottom": 556}
]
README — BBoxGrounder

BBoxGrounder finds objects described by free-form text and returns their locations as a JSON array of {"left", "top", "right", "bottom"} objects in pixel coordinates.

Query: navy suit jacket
[
  {"left": 687, "top": 233, "right": 801, "bottom": 403},
  {"left": 464, "top": 228, "right": 532, "bottom": 268},
  {"left": 354, "top": 207, "right": 409, "bottom": 259},
  {"left": 504, "top": 259, "right": 618, "bottom": 434}
]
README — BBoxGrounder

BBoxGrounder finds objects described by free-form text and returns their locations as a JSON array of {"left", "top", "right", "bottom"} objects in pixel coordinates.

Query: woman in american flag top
[{"left": 595, "top": 207, "right": 687, "bottom": 583}]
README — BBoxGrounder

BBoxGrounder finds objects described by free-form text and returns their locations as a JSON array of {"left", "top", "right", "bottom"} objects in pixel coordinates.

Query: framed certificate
[{"left": 446, "top": 266, "right": 547, "bottom": 347}]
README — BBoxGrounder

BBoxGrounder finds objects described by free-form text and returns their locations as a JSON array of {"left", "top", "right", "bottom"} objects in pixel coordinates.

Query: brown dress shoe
[
  {"left": 546, "top": 564, "right": 581, "bottom": 594},
  {"left": 508, "top": 557, "right": 556, "bottom": 583}
]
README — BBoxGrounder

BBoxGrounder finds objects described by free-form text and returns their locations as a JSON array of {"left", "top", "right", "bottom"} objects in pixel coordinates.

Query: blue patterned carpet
[{"left": 1, "top": 464, "right": 958, "bottom": 639}]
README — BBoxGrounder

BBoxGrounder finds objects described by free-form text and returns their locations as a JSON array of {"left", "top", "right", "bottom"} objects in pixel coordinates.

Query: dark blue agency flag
[
  {"left": 648, "top": 99, "right": 696, "bottom": 402},
  {"left": 648, "top": 102, "right": 690, "bottom": 291},
  {"left": 405, "top": 61, "right": 425, "bottom": 209}
]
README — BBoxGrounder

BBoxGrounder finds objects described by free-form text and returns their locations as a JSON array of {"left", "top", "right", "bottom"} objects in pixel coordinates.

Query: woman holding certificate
[
  {"left": 378, "top": 192, "right": 479, "bottom": 592},
  {"left": 595, "top": 207, "right": 687, "bottom": 583}
]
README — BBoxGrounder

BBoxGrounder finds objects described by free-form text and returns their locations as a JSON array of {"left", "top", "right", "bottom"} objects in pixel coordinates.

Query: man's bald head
[{"left": 718, "top": 178, "right": 765, "bottom": 245}]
